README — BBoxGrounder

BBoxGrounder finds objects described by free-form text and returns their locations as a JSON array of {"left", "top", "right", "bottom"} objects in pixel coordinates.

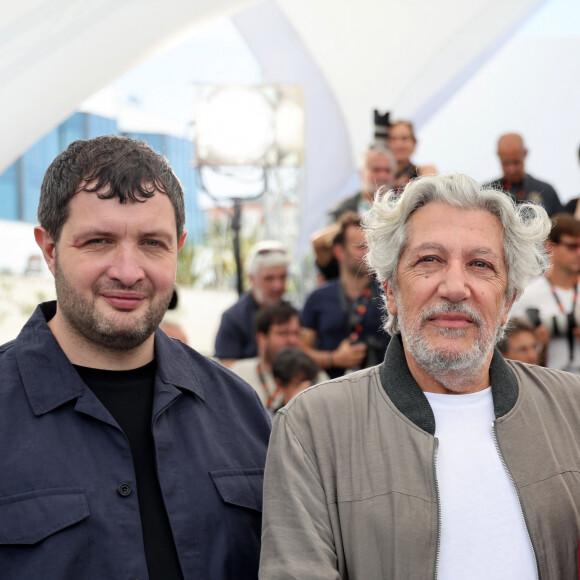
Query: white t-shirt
[
  {"left": 424, "top": 388, "right": 537, "bottom": 580},
  {"left": 511, "top": 276, "right": 580, "bottom": 371}
]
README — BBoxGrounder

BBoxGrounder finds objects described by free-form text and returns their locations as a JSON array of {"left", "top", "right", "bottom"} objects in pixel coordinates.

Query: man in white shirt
[
  {"left": 260, "top": 174, "right": 580, "bottom": 579},
  {"left": 511, "top": 213, "right": 580, "bottom": 371}
]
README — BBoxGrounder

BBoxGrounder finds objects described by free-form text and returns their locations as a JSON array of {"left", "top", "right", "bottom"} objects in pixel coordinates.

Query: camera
[{"left": 525, "top": 308, "right": 576, "bottom": 337}]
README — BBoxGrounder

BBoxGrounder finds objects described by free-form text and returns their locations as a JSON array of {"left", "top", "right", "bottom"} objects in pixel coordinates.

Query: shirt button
[{"left": 118, "top": 483, "right": 132, "bottom": 497}]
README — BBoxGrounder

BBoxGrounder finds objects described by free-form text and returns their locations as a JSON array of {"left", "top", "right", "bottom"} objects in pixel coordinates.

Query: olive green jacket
[{"left": 260, "top": 335, "right": 580, "bottom": 579}]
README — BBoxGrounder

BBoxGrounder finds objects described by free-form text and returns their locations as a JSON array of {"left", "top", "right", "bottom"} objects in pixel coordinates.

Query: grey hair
[
  {"left": 246, "top": 240, "right": 289, "bottom": 277},
  {"left": 363, "top": 173, "right": 551, "bottom": 335},
  {"left": 359, "top": 146, "right": 397, "bottom": 173}
]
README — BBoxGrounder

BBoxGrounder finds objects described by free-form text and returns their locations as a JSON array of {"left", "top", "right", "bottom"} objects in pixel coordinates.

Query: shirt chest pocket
[
  {"left": 208, "top": 468, "right": 264, "bottom": 578},
  {"left": 0, "top": 488, "right": 90, "bottom": 579},
  {"left": 210, "top": 468, "right": 264, "bottom": 511}
]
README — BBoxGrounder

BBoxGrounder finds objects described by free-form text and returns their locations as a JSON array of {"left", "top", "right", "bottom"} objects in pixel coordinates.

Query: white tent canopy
[{"left": 4, "top": 0, "right": 578, "bottom": 250}]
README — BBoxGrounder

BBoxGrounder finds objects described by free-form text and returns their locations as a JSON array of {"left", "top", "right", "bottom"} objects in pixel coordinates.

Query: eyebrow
[
  {"left": 411, "top": 243, "right": 501, "bottom": 260},
  {"left": 74, "top": 229, "right": 175, "bottom": 242}
]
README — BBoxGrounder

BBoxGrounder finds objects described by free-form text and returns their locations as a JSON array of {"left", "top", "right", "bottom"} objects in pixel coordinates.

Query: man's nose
[
  {"left": 438, "top": 263, "right": 470, "bottom": 302},
  {"left": 107, "top": 245, "right": 145, "bottom": 287}
]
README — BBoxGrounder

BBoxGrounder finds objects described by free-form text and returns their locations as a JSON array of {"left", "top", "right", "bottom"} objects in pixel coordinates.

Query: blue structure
[
  {"left": 124, "top": 131, "right": 204, "bottom": 244},
  {"left": 0, "top": 112, "right": 205, "bottom": 243}
]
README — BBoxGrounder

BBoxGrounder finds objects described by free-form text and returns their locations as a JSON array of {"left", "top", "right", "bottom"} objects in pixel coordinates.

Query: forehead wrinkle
[
  {"left": 410, "top": 242, "right": 445, "bottom": 253},
  {"left": 409, "top": 242, "right": 501, "bottom": 257},
  {"left": 466, "top": 247, "right": 502, "bottom": 260}
]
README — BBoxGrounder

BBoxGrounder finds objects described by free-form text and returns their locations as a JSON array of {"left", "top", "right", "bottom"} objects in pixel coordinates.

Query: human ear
[
  {"left": 34, "top": 227, "right": 56, "bottom": 276},
  {"left": 501, "top": 290, "right": 518, "bottom": 326},
  {"left": 383, "top": 281, "right": 398, "bottom": 315},
  {"left": 333, "top": 243, "right": 345, "bottom": 262}
]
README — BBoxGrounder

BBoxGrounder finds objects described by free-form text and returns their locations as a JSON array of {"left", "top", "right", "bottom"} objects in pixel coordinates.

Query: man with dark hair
[
  {"left": 301, "top": 211, "right": 389, "bottom": 378},
  {"left": 272, "top": 346, "right": 321, "bottom": 408},
  {"left": 511, "top": 212, "right": 580, "bottom": 371},
  {"left": 261, "top": 174, "right": 580, "bottom": 579},
  {"left": 497, "top": 317, "right": 541, "bottom": 365},
  {"left": 231, "top": 303, "right": 327, "bottom": 411},
  {"left": 0, "top": 135, "right": 270, "bottom": 579},
  {"left": 215, "top": 240, "right": 290, "bottom": 367},
  {"left": 485, "top": 133, "right": 563, "bottom": 216}
]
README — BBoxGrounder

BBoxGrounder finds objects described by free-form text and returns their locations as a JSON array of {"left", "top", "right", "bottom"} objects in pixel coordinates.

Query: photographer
[
  {"left": 300, "top": 211, "right": 389, "bottom": 378},
  {"left": 511, "top": 213, "right": 580, "bottom": 371}
]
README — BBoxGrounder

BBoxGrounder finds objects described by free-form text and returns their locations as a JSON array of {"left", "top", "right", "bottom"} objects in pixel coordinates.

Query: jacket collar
[
  {"left": 379, "top": 334, "right": 519, "bottom": 436},
  {"left": 16, "top": 302, "right": 205, "bottom": 416}
]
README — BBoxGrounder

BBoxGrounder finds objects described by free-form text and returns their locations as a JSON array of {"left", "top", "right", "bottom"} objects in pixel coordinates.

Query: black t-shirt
[{"left": 74, "top": 361, "right": 184, "bottom": 580}]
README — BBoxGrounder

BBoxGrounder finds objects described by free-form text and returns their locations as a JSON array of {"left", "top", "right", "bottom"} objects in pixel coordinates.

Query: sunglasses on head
[{"left": 257, "top": 248, "right": 287, "bottom": 256}]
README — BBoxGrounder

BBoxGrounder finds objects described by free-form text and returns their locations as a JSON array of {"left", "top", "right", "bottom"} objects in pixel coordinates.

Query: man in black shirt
[
  {"left": 485, "top": 132, "right": 563, "bottom": 216},
  {"left": 0, "top": 136, "right": 270, "bottom": 579}
]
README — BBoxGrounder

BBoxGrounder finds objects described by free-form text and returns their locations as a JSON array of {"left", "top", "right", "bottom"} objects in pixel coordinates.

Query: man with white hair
[
  {"left": 215, "top": 240, "right": 289, "bottom": 367},
  {"left": 260, "top": 174, "right": 580, "bottom": 578}
]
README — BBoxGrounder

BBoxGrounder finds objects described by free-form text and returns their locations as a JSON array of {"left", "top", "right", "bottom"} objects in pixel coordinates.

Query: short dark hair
[
  {"left": 272, "top": 346, "right": 320, "bottom": 386},
  {"left": 38, "top": 135, "right": 185, "bottom": 241},
  {"left": 549, "top": 213, "right": 580, "bottom": 244},
  {"left": 333, "top": 211, "right": 362, "bottom": 247},
  {"left": 497, "top": 317, "right": 535, "bottom": 353},
  {"left": 255, "top": 303, "right": 299, "bottom": 335}
]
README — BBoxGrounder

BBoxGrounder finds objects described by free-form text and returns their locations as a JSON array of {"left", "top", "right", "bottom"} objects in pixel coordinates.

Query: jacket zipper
[
  {"left": 492, "top": 420, "right": 541, "bottom": 580},
  {"left": 432, "top": 438, "right": 441, "bottom": 580}
]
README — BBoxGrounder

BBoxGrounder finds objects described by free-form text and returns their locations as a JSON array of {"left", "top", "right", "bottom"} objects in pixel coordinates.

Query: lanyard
[
  {"left": 257, "top": 363, "right": 279, "bottom": 409},
  {"left": 504, "top": 180, "right": 526, "bottom": 202},
  {"left": 338, "top": 283, "right": 374, "bottom": 336},
  {"left": 549, "top": 279, "right": 578, "bottom": 314},
  {"left": 549, "top": 278, "right": 578, "bottom": 364}
]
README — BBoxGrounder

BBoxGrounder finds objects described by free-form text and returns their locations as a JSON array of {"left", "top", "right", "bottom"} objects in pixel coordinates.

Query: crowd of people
[
  {"left": 218, "top": 123, "right": 580, "bottom": 406},
  {"left": 2, "top": 127, "right": 580, "bottom": 579}
]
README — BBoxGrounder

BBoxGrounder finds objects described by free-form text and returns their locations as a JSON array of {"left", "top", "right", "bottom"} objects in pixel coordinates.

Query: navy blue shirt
[
  {"left": 215, "top": 291, "right": 260, "bottom": 359},
  {"left": 0, "top": 302, "right": 271, "bottom": 579},
  {"left": 484, "top": 174, "right": 563, "bottom": 216},
  {"left": 301, "top": 279, "right": 389, "bottom": 378}
]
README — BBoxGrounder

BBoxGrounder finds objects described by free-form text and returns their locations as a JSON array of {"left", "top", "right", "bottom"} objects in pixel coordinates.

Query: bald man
[
  {"left": 485, "top": 133, "right": 563, "bottom": 216},
  {"left": 315, "top": 147, "right": 397, "bottom": 281},
  {"left": 328, "top": 147, "right": 396, "bottom": 221}
]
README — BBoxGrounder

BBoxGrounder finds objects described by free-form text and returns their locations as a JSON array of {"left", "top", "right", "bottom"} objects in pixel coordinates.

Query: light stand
[{"left": 193, "top": 84, "right": 304, "bottom": 296}]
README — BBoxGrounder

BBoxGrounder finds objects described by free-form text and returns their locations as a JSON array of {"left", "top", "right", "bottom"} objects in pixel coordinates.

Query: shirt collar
[
  {"left": 16, "top": 301, "right": 206, "bottom": 416},
  {"left": 154, "top": 328, "right": 205, "bottom": 400}
]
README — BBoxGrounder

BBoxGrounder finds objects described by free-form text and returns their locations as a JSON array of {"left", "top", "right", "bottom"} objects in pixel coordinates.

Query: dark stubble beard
[{"left": 54, "top": 258, "right": 173, "bottom": 352}]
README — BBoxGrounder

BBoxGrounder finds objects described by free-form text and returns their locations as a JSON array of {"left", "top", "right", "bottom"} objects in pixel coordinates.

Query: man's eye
[
  {"left": 419, "top": 256, "right": 438, "bottom": 263},
  {"left": 472, "top": 260, "right": 490, "bottom": 269},
  {"left": 144, "top": 240, "right": 163, "bottom": 248},
  {"left": 88, "top": 239, "right": 108, "bottom": 246}
]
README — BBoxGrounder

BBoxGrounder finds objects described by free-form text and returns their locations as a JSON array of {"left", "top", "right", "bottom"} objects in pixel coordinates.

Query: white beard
[{"left": 396, "top": 297, "right": 503, "bottom": 393}]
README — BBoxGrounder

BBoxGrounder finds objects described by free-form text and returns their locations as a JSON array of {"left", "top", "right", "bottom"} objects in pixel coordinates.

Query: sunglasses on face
[{"left": 557, "top": 241, "right": 580, "bottom": 251}]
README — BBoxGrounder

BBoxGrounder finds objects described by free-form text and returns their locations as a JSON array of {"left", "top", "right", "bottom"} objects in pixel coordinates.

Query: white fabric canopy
[
  {"left": 1, "top": 0, "right": 559, "bottom": 251},
  {"left": 1, "top": 0, "right": 255, "bottom": 172}
]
